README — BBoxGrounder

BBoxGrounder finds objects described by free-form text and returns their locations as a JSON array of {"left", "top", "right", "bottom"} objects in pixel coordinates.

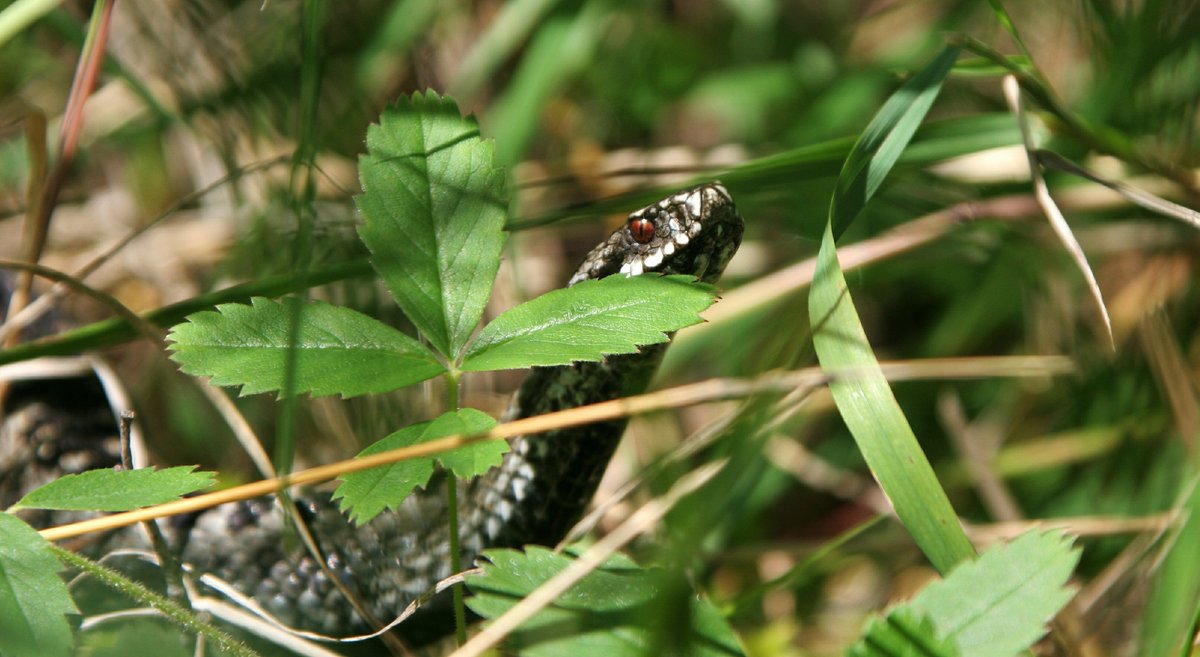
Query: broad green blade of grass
[
  {"left": 1140, "top": 476, "right": 1200, "bottom": 657},
  {"left": 487, "top": 0, "right": 612, "bottom": 165},
  {"left": 450, "top": 0, "right": 562, "bottom": 100},
  {"left": 830, "top": 46, "right": 961, "bottom": 240},
  {"left": 809, "top": 45, "right": 977, "bottom": 573}
]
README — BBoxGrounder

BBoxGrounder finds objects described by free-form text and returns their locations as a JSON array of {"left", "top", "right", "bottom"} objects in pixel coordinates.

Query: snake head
[{"left": 569, "top": 182, "right": 744, "bottom": 286}]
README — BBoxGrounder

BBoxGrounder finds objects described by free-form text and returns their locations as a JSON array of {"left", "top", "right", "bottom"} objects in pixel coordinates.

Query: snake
[{"left": 0, "top": 182, "right": 743, "bottom": 649}]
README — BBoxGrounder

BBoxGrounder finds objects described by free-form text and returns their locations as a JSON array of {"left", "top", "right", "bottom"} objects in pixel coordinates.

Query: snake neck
[
  {"left": 462, "top": 343, "right": 667, "bottom": 553},
  {"left": 167, "top": 344, "right": 671, "bottom": 643}
]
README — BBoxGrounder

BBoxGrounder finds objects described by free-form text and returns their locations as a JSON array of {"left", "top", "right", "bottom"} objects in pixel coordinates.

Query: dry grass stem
[
  {"left": 38, "top": 355, "right": 1072, "bottom": 543},
  {"left": 1004, "top": 74, "right": 1114, "bottom": 348}
]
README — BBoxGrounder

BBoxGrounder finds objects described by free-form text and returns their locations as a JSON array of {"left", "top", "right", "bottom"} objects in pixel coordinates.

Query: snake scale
[{"left": 0, "top": 182, "right": 743, "bottom": 649}]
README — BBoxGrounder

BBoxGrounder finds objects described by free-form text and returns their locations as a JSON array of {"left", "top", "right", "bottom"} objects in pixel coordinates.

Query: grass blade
[{"left": 810, "top": 45, "right": 976, "bottom": 573}]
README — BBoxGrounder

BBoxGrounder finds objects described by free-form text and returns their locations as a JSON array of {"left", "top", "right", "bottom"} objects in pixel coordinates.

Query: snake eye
[{"left": 628, "top": 218, "right": 655, "bottom": 244}]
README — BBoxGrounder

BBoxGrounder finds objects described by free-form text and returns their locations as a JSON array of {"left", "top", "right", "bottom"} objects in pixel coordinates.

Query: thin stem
[
  {"left": 955, "top": 36, "right": 1199, "bottom": 196},
  {"left": 445, "top": 370, "right": 468, "bottom": 645},
  {"left": 51, "top": 545, "right": 257, "bottom": 657},
  {"left": 446, "top": 473, "right": 466, "bottom": 645},
  {"left": 118, "top": 411, "right": 188, "bottom": 603}
]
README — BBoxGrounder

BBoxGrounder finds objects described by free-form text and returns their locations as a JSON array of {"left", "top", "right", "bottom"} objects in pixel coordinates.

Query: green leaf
[
  {"left": 466, "top": 546, "right": 745, "bottom": 657},
  {"left": 13, "top": 466, "right": 215, "bottom": 512},
  {"left": 809, "top": 45, "right": 976, "bottom": 574},
  {"left": 356, "top": 91, "right": 508, "bottom": 358},
  {"left": 909, "top": 530, "right": 1080, "bottom": 657},
  {"left": 848, "top": 531, "right": 1078, "bottom": 657},
  {"left": 0, "top": 513, "right": 77, "bottom": 657},
  {"left": 848, "top": 607, "right": 959, "bottom": 657},
  {"left": 333, "top": 420, "right": 435, "bottom": 526},
  {"left": 461, "top": 275, "right": 718, "bottom": 372},
  {"left": 334, "top": 409, "right": 506, "bottom": 525},
  {"left": 829, "top": 46, "right": 960, "bottom": 239},
  {"left": 428, "top": 408, "right": 505, "bottom": 478},
  {"left": 167, "top": 297, "right": 445, "bottom": 398}
]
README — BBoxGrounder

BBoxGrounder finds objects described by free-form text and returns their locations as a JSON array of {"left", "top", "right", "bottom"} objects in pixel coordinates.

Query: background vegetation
[{"left": 2, "top": 0, "right": 1199, "bottom": 655}]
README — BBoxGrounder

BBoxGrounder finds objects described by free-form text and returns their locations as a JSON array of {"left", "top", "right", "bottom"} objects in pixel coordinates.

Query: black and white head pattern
[{"left": 568, "top": 182, "right": 742, "bottom": 287}]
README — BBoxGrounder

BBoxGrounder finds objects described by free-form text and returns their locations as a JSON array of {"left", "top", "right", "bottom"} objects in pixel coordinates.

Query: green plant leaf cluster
[
  {"left": 167, "top": 92, "right": 718, "bottom": 395},
  {"left": 164, "top": 91, "right": 718, "bottom": 528},
  {"left": 848, "top": 530, "right": 1080, "bottom": 657},
  {"left": 465, "top": 546, "right": 745, "bottom": 657}
]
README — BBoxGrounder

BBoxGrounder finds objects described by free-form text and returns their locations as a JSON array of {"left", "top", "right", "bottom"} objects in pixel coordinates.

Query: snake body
[{"left": 1, "top": 182, "right": 743, "bottom": 646}]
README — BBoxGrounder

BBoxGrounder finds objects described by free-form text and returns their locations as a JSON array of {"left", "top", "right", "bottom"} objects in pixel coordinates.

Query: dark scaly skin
[{"left": 2, "top": 183, "right": 743, "bottom": 647}]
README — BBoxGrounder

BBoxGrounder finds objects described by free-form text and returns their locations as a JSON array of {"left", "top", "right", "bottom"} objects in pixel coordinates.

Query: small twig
[
  {"left": 937, "top": 390, "right": 1022, "bottom": 522},
  {"left": 1004, "top": 74, "right": 1114, "bottom": 349},
  {"left": 0, "top": 155, "right": 291, "bottom": 344},
  {"left": 37, "top": 356, "right": 1074, "bottom": 543},
  {"left": 117, "top": 411, "right": 135, "bottom": 471},
  {"left": 765, "top": 435, "right": 889, "bottom": 514},
  {"left": 195, "top": 568, "right": 480, "bottom": 644},
  {"left": 964, "top": 512, "right": 1176, "bottom": 546},
  {"left": 1036, "top": 150, "right": 1200, "bottom": 231},
  {"left": 118, "top": 410, "right": 189, "bottom": 603}
]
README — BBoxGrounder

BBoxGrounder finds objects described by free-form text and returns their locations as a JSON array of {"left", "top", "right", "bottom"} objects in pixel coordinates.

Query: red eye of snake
[{"left": 628, "top": 218, "right": 655, "bottom": 244}]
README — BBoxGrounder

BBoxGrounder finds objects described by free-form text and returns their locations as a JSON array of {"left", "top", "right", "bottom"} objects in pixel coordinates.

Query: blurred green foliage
[{"left": 2, "top": 0, "right": 1200, "bottom": 655}]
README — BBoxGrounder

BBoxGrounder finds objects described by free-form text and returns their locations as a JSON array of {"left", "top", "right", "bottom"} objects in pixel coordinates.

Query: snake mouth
[{"left": 617, "top": 182, "right": 743, "bottom": 282}]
